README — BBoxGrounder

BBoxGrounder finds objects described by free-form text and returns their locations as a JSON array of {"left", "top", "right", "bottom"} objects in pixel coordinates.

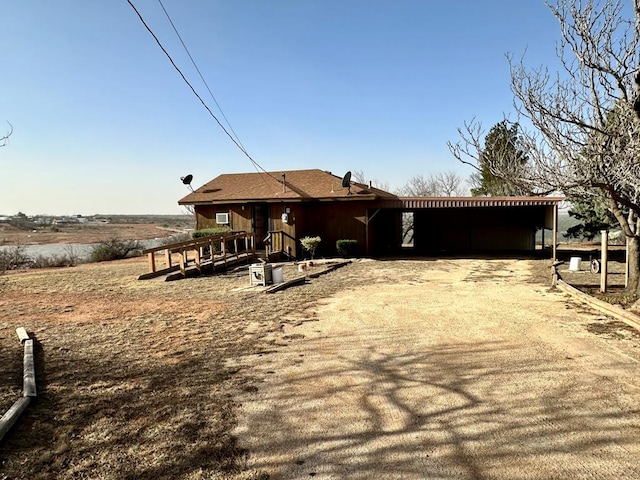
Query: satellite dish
[
  {"left": 341, "top": 171, "right": 351, "bottom": 187},
  {"left": 180, "top": 174, "right": 194, "bottom": 192},
  {"left": 341, "top": 171, "right": 352, "bottom": 194}
]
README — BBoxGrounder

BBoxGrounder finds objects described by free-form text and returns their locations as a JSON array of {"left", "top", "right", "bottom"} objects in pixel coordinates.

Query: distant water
[{"left": 0, "top": 243, "right": 96, "bottom": 259}]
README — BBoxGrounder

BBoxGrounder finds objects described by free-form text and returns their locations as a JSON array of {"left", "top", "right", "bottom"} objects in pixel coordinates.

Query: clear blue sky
[{"left": 1, "top": 1, "right": 561, "bottom": 215}]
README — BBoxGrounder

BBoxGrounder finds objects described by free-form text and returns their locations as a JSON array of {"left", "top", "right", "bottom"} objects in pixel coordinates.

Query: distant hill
[{"left": 558, "top": 210, "right": 580, "bottom": 242}]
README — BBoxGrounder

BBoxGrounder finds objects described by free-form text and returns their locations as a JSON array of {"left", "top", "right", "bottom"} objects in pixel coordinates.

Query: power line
[
  {"left": 126, "top": 0, "right": 281, "bottom": 186},
  {"left": 157, "top": 0, "right": 247, "bottom": 154},
  {"left": 155, "top": 1, "right": 277, "bottom": 193}
]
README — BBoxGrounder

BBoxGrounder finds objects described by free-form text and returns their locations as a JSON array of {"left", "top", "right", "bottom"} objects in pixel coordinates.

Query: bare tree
[
  {"left": 183, "top": 204, "right": 196, "bottom": 216},
  {"left": 398, "top": 171, "right": 466, "bottom": 197},
  {"left": 467, "top": 170, "right": 483, "bottom": 194},
  {"left": 397, "top": 171, "right": 466, "bottom": 245},
  {"left": 434, "top": 171, "right": 466, "bottom": 196},
  {"left": 451, "top": 0, "right": 640, "bottom": 294},
  {"left": 351, "top": 169, "right": 367, "bottom": 184},
  {"left": 397, "top": 174, "right": 434, "bottom": 196},
  {"left": 0, "top": 122, "right": 13, "bottom": 147},
  {"left": 351, "top": 169, "right": 391, "bottom": 192}
]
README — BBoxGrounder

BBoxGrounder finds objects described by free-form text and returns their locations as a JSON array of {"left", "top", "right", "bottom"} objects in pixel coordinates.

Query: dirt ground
[
  {"left": 233, "top": 259, "right": 640, "bottom": 479},
  {"left": 1, "top": 257, "right": 639, "bottom": 479},
  {"left": 0, "top": 257, "right": 374, "bottom": 479}
]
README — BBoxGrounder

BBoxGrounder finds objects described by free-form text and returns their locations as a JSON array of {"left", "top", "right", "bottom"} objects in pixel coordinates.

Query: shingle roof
[{"left": 178, "top": 169, "right": 397, "bottom": 205}]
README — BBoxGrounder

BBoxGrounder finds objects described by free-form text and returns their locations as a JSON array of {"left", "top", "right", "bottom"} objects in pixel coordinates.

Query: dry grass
[
  {"left": 1, "top": 254, "right": 631, "bottom": 479},
  {"left": 557, "top": 259, "right": 637, "bottom": 306},
  {"left": 0, "top": 257, "right": 377, "bottom": 479}
]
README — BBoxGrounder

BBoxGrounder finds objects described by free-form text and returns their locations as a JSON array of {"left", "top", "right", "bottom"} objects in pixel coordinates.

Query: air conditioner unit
[{"left": 216, "top": 212, "right": 229, "bottom": 224}]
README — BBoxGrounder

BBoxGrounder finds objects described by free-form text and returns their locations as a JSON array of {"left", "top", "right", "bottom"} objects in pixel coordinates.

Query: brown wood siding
[
  {"left": 301, "top": 202, "right": 369, "bottom": 257},
  {"left": 268, "top": 203, "right": 300, "bottom": 257},
  {"left": 195, "top": 205, "right": 216, "bottom": 230},
  {"left": 230, "top": 205, "right": 252, "bottom": 232},
  {"left": 193, "top": 201, "right": 556, "bottom": 257},
  {"left": 194, "top": 204, "right": 245, "bottom": 231},
  {"left": 195, "top": 203, "right": 301, "bottom": 256}
]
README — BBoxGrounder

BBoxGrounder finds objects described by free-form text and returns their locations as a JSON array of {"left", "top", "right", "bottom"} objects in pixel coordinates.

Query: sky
[{"left": 0, "top": 1, "right": 563, "bottom": 215}]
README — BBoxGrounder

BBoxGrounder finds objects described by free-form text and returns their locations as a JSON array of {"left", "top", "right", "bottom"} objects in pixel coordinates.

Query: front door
[{"left": 253, "top": 203, "right": 270, "bottom": 249}]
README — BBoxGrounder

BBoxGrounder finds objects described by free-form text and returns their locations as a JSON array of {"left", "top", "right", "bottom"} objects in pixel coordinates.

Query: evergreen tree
[
  {"left": 565, "top": 194, "right": 618, "bottom": 241},
  {"left": 450, "top": 1, "right": 640, "bottom": 294},
  {"left": 470, "top": 121, "right": 529, "bottom": 196}
]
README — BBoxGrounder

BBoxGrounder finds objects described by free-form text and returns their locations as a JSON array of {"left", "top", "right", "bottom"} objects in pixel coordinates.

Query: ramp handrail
[
  {"left": 266, "top": 230, "right": 296, "bottom": 259},
  {"left": 140, "top": 231, "right": 255, "bottom": 278}
]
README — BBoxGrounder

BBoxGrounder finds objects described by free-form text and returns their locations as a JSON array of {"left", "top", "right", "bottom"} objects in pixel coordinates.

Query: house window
[{"left": 216, "top": 212, "right": 230, "bottom": 225}]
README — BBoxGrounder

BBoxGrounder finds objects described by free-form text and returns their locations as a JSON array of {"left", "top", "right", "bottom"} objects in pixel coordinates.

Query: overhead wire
[
  {"left": 157, "top": 0, "right": 247, "bottom": 155},
  {"left": 126, "top": 0, "right": 284, "bottom": 190}
]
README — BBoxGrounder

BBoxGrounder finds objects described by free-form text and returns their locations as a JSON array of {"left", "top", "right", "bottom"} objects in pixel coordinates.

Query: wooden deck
[{"left": 138, "top": 232, "right": 256, "bottom": 281}]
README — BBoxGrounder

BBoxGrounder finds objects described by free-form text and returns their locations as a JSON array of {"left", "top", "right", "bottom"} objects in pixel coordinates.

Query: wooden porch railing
[
  {"left": 138, "top": 231, "right": 255, "bottom": 280},
  {"left": 265, "top": 230, "right": 296, "bottom": 260}
]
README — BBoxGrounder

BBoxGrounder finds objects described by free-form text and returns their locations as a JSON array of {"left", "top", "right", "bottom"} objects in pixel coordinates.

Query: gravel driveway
[{"left": 234, "top": 258, "right": 640, "bottom": 479}]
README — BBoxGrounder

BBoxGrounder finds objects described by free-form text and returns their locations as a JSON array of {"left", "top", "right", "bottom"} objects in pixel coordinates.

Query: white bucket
[
  {"left": 569, "top": 257, "right": 582, "bottom": 271},
  {"left": 272, "top": 267, "right": 284, "bottom": 284}
]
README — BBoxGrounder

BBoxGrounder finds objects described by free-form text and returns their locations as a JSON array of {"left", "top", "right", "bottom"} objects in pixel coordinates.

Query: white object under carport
[{"left": 569, "top": 256, "right": 582, "bottom": 271}]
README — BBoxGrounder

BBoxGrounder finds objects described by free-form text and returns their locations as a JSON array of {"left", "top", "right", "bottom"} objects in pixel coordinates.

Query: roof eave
[{"left": 180, "top": 197, "right": 384, "bottom": 206}]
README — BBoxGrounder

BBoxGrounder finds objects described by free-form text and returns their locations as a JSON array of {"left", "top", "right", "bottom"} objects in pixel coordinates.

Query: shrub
[
  {"left": 89, "top": 238, "right": 141, "bottom": 262},
  {"left": 30, "top": 245, "right": 82, "bottom": 268},
  {"left": 158, "top": 232, "right": 191, "bottom": 246},
  {"left": 300, "top": 236, "right": 321, "bottom": 259},
  {"left": 192, "top": 227, "right": 232, "bottom": 239},
  {"left": 0, "top": 244, "right": 84, "bottom": 271},
  {"left": 31, "top": 254, "right": 75, "bottom": 269},
  {"left": 0, "top": 245, "right": 31, "bottom": 271},
  {"left": 336, "top": 239, "right": 357, "bottom": 257},
  {"left": 62, "top": 245, "right": 82, "bottom": 266},
  {"left": 0, "top": 251, "right": 8, "bottom": 275}
]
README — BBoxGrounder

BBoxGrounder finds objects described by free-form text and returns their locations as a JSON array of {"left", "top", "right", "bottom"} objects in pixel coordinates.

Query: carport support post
[
  {"left": 600, "top": 230, "right": 608, "bottom": 293},
  {"left": 552, "top": 203, "right": 558, "bottom": 261}
]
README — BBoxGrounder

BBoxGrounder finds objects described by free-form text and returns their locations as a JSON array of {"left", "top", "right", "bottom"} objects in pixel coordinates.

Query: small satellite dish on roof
[
  {"left": 341, "top": 171, "right": 352, "bottom": 195},
  {"left": 180, "top": 174, "right": 194, "bottom": 192}
]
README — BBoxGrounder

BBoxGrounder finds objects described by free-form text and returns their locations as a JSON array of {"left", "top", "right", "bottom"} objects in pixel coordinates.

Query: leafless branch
[
  {"left": 0, "top": 122, "right": 13, "bottom": 147},
  {"left": 398, "top": 171, "right": 466, "bottom": 197}
]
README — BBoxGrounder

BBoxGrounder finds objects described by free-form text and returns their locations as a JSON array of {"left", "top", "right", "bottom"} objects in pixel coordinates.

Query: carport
[{"left": 366, "top": 196, "right": 563, "bottom": 258}]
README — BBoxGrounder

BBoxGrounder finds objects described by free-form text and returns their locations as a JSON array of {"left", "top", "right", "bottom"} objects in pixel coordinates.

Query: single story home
[{"left": 178, "top": 169, "right": 562, "bottom": 259}]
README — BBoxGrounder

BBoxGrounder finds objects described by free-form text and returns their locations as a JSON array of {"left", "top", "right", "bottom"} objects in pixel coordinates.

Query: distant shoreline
[{"left": 0, "top": 218, "right": 191, "bottom": 247}]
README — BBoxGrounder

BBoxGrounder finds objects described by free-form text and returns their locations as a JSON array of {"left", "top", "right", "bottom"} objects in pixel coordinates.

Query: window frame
[{"left": 215, "top": 212, "right": 230, "bottom": 225}]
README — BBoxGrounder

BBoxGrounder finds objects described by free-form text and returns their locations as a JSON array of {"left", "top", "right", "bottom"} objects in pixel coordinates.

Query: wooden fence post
[{"left": 600, "top": 230, "right": 608, "bottom": 293}]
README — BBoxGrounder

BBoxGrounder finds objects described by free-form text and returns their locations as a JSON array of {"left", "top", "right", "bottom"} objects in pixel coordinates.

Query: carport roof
[{"left": 385, "top": 196, "right": 564, "bottom": 209}]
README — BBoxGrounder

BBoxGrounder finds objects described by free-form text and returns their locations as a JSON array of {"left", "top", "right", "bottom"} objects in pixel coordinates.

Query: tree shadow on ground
[
  {"left": 239, "top": 337, "right": 640, "bottom": 479},
  {"left": 0, "top": 326, "right": 261, "bottom": 480}
]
